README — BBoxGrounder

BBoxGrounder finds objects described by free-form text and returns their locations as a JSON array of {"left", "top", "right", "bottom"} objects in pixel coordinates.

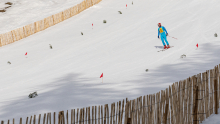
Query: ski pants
[{"left": 160, "top": 33, "right": 169, "bottom": 46}]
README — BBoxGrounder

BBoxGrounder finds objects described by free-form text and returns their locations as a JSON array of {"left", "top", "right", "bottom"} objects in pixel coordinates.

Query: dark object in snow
[
  {"left": 103, "top": 20, "right": 107, "bottom": 23},
  {"left": 49, "top": 44, "right": 52, "bottom": 49},
  {"left": 146, "top": 69, "right": 149, "bottom": 72},
  {"left": 132, "top": 1, "right": 133, "bottom": 5},
  {"left": 0, "top": 9, "right": 6, "bottom": 12},
  {"left": 5, "top": 6, "right": 11, "bottom": 9},
  {"left": 214, "top": 33, "right": 217, "bottom": 37},
  {"left": 118, "top": 11, "right": 122, "bottom": 14},
  {"left": 5, "top": 2, "right": 13, "bottom": 5},
  {"left": 29, "top": 92, "right": 38, "bottom": 98},
  {"left": 180, "top": 54, "right": 186, "bottom": 58},
  {"left": 7, "top": 61, "right": 11, "bottom": 64},
  {"left": 81, "top": 32, "right": 83, "bottom": 35}
]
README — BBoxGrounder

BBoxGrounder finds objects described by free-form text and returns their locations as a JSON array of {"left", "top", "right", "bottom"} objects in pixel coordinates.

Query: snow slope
[
  {"left": 0, "top": 0, "right": 83, "bottom": 34},
  {"left": 1, "top": 0, "right": 220, "bottom": 122}
]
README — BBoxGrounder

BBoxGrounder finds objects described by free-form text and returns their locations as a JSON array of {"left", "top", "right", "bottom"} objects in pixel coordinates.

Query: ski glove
[
  {"left": 158, "top": 36, "right": 159, "bottom": 38},
  {"left": 166, "top": 33, "right": 168, "bottom": 36}
]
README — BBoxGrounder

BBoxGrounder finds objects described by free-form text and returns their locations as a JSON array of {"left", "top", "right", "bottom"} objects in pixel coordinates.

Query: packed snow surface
[
  {"left": 1, "top": 0, "right": 220, "bottom": 123},
  {"left": 0, "top": 0, "right": 83, "bottom": 34}
]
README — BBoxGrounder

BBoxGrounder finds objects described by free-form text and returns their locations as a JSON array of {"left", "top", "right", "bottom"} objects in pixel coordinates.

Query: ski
[{"left": 157, "top": 46, "right": 174, "bottom": 52}]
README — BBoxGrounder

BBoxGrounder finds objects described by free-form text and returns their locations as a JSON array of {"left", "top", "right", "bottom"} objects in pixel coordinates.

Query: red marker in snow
[
  {"left": 196, "top": 43, "right": 198, "bottom": 48},
  {"left": 100, "top": 73, "right": 103, "bottom": 83},
  {"left": 126, "top": 4, "right": 127, "bottom": 8},
  {"left": 25, "top": 52, "right": 27, "bottom": 55},
  {"left": 92, "top": 23, "right": 93, "bottom": 26}
]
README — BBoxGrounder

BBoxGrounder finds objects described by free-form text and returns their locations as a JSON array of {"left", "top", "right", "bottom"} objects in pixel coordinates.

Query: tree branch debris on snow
[
  {"left": 28, "top": 92, "right": 38, "bottom": 98},
  {"left": 5, "top": 2, "right": 13, "bottom": 5},
  {"left": 180, "top": 54, "right": 186, "bottom": 58},
  {"left": 214, "top": 33, "right": 218, "bottom": 37},
  {"left": 103, "top": 20, "right": 107, "bottom": 23},
  {"left": 81, "top": 32, "right": 83, "bottom": 35},
  {"left": 118, "top": 11, "right": 122, "bottom": 14},
  {"left": 0, "top": 2, "right": 13, "bottom": 13},
  {"left": 49, "top": 44, "right": 52, "bottom": 49},
  {"left": 7, "top": 61, "right": 11, "bottom": 64}
]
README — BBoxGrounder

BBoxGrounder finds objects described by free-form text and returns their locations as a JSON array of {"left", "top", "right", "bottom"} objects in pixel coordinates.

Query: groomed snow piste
[{"left": 1, "top": 0, "right": 220, "bottom": 123}]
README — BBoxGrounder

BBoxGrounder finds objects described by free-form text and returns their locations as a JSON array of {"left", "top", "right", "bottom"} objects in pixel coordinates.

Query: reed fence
[
  {"left": 1, "top": 64, "right": 220, "bottom": 124},
  {"left": 0, "top": 0, "right": 102, "bottom": 47}
]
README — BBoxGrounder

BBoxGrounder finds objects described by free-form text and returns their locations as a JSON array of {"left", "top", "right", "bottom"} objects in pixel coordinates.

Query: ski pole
[{"left": 168, "top": 35, "right": 178, "bottom": 40}]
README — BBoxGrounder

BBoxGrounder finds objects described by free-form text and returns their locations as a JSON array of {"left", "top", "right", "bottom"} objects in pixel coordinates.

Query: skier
[{"left": 158, "top": 23, "right": 170, "bottom": 49}]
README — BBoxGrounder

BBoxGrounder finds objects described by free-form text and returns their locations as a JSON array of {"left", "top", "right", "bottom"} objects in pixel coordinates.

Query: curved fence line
[
  {"left": 1, "top": 64, "right": 220, "bottom": 124},
  {"left": 0, "top": 0, "right": 102, "bottom": 47}
]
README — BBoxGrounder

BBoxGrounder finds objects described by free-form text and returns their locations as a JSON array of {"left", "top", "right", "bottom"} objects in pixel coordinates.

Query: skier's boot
[
  {"left": 167, "top": 45, "right": 170, "bottom": 49},
  {"left": 164, "top": 45, "right": 167, "bottom": 49}
]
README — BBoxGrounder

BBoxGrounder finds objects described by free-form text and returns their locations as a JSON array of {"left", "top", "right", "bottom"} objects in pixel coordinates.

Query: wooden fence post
[
  {"left": 92, "top": 106, "right": 94, "bottom": 124},
  {"left": 104, "top": 105, "right": 106, "bottom": 124},
  {"left": 164, "top": 104, "right": 169, "bottom": 124},
  {"left": 20, "top": 118, "right": 22, "bottom": 124},
  {"left": 26, "top": 117, "right": 29, "bottom": 124},
  {"left": 43, "top": 114, "right": 46, "bottom": 124},
  {"left": 54, "top": 113, "right": 56, "bottom": 124},
  {"left": 214, "top": 79, "right": 218, "bottom": 114},
  {"left": 210, "top": 70, "right": 214, "bottom": 115},
  {"left": 34, "top": 115, "right": 36, "bottom": 124},
  {"left": 98, "top": 106, "right": 100, "bottom": 124},
  {"left": 38, "top": 114, "right": 41, "bottom": 124},
  {"left": 58, "top": 111, "right": 65, "bottom": 124},
  {"left": 142, "top": 96, "right": 145, "bottom": 124},
  {"left": 123, "top": 101, "right": 130, "bottom": 124},
  {"left": 67, "top": 111, "right": 69, "bottom": 124},
  {"left": 95, "top": 106, "right": 97, "bottom": 124},
  {"left": 47, "top": 113, "right": 49, "bottom": 124},
  {"left": 1, "top": 121, "right": 4, "bottom": 124},
  {"left": 193, "top": 86, "right": 199, "bottom": 124}
]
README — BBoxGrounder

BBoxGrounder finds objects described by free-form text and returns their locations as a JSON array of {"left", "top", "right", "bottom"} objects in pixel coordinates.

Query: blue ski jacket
[{"left": 158, "top": 26, "right": 168, "bottom": 37}]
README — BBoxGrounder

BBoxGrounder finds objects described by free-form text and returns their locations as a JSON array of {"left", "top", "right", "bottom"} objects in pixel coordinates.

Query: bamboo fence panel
[
  {"left": 11, "top": 31, "right": 16, "bottom": 42},
  {"left": 91, "top": 0, "right": 97, "bottom": 5},
  {"left": 7, "top": 32, "right": 13, "bottom": 44},
  {"left": 0, "top": 0, "right": 102, "bottom": 47},
  {"left": 0, "top": 34, "right": 3, "bottom": 47},
  {"left": 70, "top": 6, "right": 78, "bottom": 17},
  {"left": 24, "top": 25, "right": 30, "bottom": 37},
  {"left": 44, "top": 17, "right": 50, "bottom": 30},
  {"left": 86, "top": 0, "right": 93, "bottom": 8},
  {"left": 40, "top": 20, "right": 45, "bottom": 31},
  {"left": 12, "top": 29, "right": 18, "bottom": 41},
  {"left": 1, "top": 33, "right": 7, "bottom": 46}
]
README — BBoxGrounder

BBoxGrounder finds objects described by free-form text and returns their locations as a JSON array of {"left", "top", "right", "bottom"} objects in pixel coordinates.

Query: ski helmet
[{"left": 158, "top": 23, "right": 161, "bottom": 26}]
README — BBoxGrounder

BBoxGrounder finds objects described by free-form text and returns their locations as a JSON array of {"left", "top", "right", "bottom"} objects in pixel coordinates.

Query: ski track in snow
[{"left": 0, "top": 0, "right": 220, "bottom": 123}]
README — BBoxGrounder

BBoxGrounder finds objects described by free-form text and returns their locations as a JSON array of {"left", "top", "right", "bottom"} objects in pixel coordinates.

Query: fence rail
[
  {"left": 0, "top": 0, "right": 102, "bottom": 47},
  {"left": 1, "top": 64, "right": 220, "bottom": 124}
]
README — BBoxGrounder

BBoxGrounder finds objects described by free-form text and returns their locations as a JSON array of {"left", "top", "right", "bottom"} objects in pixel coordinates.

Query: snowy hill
[
  {"left": 1, "top": 0, "right": 220, "bottom": 123},
  {"left": 0, "top": 0, "right": 83, "bottom": 34}
]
